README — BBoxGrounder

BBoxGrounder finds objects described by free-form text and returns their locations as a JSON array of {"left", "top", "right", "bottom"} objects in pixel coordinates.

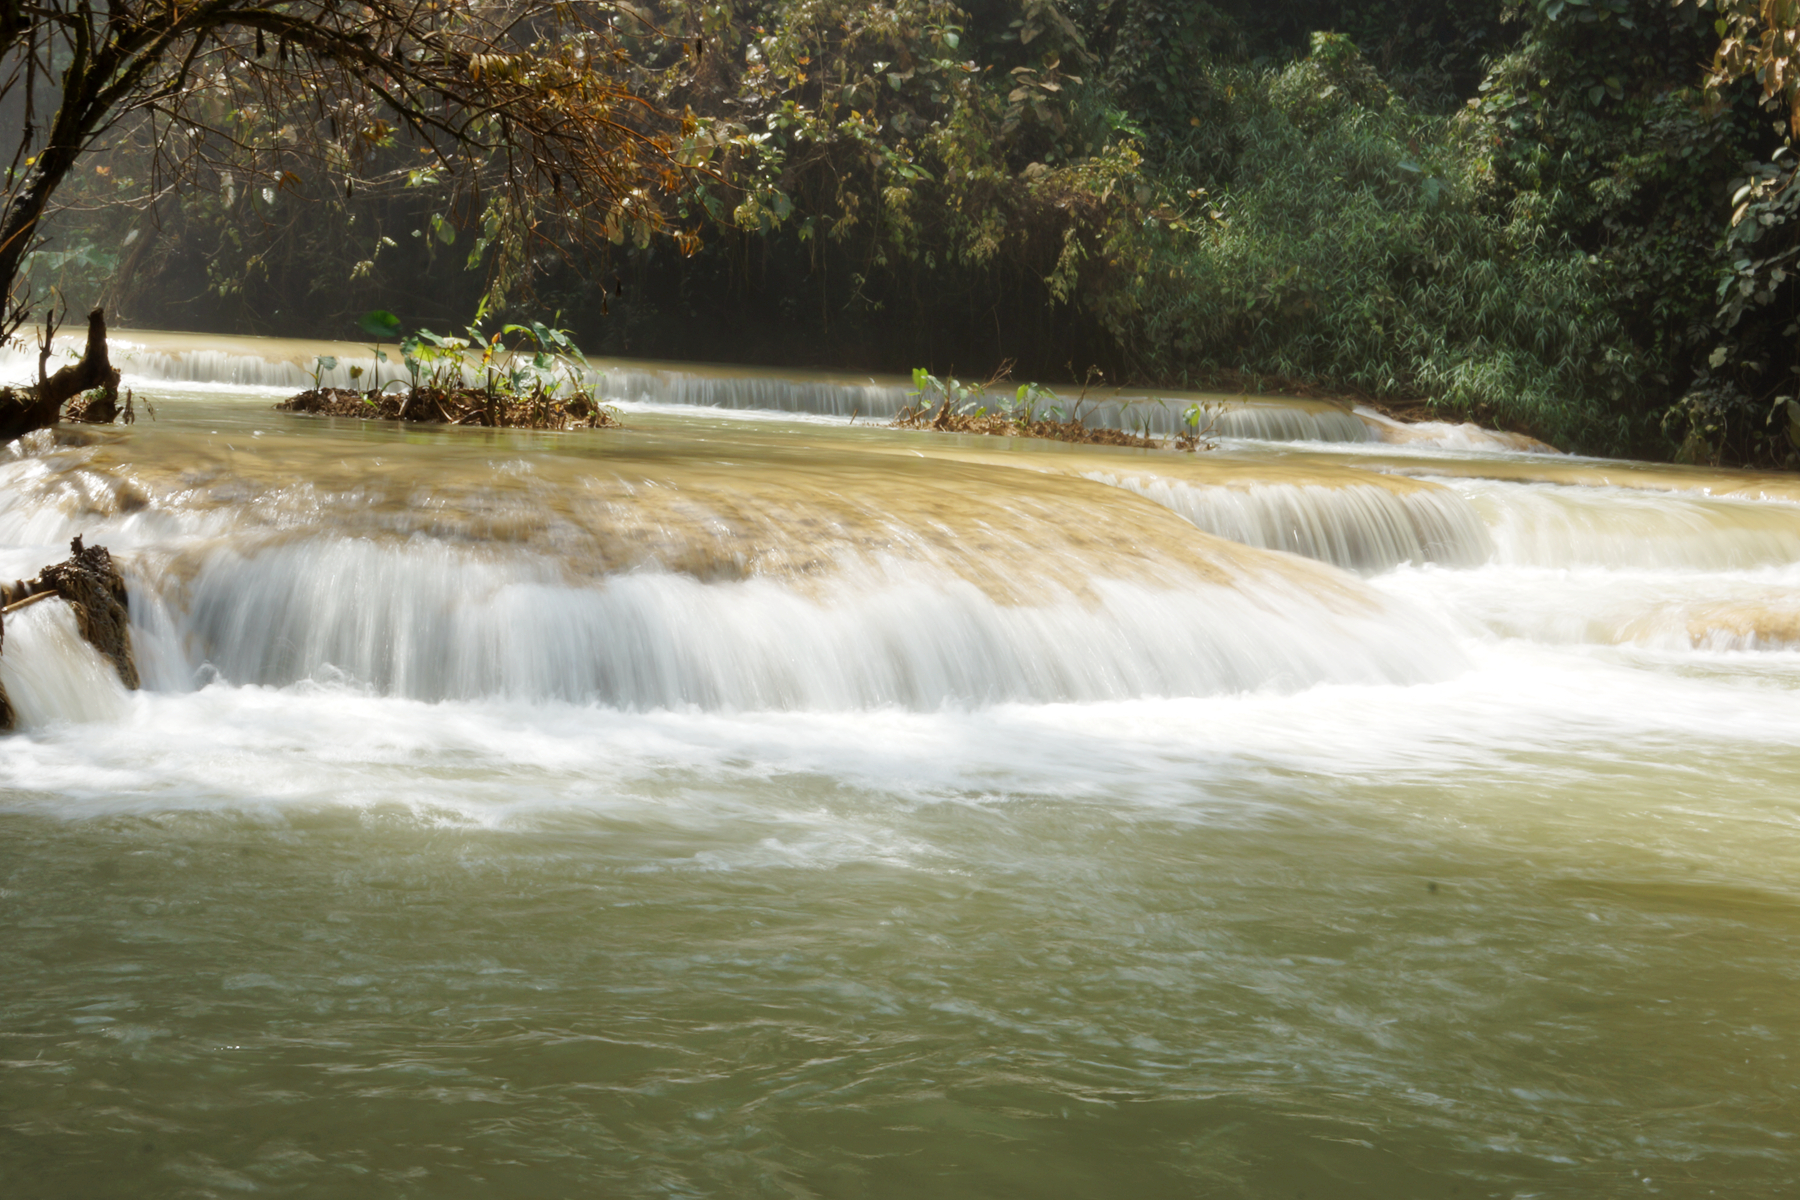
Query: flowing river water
[{"left": 2, "top": 332, "right": 1799, "bottom": 1198}]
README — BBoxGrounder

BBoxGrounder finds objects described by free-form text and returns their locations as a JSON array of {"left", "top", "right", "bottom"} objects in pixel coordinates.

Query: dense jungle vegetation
[{"left": 22, "top": 0, "right": 1800, "bottom": 464}]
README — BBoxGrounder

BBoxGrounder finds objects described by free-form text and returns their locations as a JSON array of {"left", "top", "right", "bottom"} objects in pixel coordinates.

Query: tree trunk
[{"left": 0, "top": 307, "right": 119, "bottom": 442}]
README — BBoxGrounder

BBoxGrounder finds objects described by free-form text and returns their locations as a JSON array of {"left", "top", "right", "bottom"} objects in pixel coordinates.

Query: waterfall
[
  {"left": 1087, "top": 472, "right": 1493, "bottom": 573},
  {"left": 2, "top": 330, "right": 1388, "bottom": 443},
  {"left": 117, "top": 536, "right": 1464, "bottom": 709},
  {"left": 0, "top": 599, "right": 130, "bottom": 726},
  {"left": 1454, "top": 478, "right": 1800, "bottom": 570}
]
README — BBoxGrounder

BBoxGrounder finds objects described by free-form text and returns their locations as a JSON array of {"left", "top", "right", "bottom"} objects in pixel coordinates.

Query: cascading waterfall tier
[
  {"left": 17, "top": 362, "right": 1800, "bottom": 1200},
  {"left": 0, "top": 599, "right": 130, "bottom": 726},
  {"left": 841, "top": 441, "right": 1494, "bottom": 574},
  {"left": 1364, "top": 475, "right": 1800, "bottom": 653},
  {"left": 132, "top": 538, "right": 1463, "bottom": 708},
  {"left": 596, "top": 365, "right": 914, "bottom": 420},
  {"left": 1619, "top": 596, "right": 1800, "bottom": 650},
  {"left": 0, "top": 421, "right": 1467, "bottom": 716},
  {"left": 1451, "top": 477, "right": 1800, "bottom": 571},
  {"left": 1084, "top": 470, "right": 1493, "bottom": 574},
  {"left": 2, "top": 329, "right": 1383, "bottom": 442}
]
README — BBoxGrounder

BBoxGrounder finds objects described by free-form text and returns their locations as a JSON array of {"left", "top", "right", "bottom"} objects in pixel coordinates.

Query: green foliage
[
  {"left": 1461, "top": 0, "right": 1760, "bottom": 455},
  {"left": 20, "top": 239, "right": 120, "bottom": 307},
  {"left": 286, "top": 303, "right": 615, "bottom": 430},
  {"left": 897, "top": 363, "right": 1170, "bottom": 446},
  {"left": 395, "top": 308, "right": 606, "bottom": 415},
  {"left": 358, "top": 310, "right": 404, "bottom": 340},
  {"left": 634, "top": 0, "right": 1699, "bottom": 451},
  {"left": 907, "top": 368, "right": 1068, "bottom": 423},
  {"left": 1672, "top": 146, "right": 1800, "bottom": 465},
  {"left": 42, "top": 0, "right": 1798, "bottom": 463},
  {"left": 1087, "top": 46, "right": 1637, "bottom": 449},
  {"left": 1015, "top": 380, "right": 1061, "bottom": 423}
]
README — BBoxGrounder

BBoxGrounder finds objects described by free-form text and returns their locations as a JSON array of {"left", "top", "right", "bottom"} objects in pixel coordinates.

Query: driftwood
[
  {"left": 0, "top": 308, "right": 120, "bottom": 442},
  {"left": 0, "top": 535, "right": 137, "bottom": 730}
]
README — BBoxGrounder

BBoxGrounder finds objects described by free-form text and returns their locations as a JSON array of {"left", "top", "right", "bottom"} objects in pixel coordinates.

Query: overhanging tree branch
[{"left": 2, "top": 0, "right": 710, "bottom": 346}]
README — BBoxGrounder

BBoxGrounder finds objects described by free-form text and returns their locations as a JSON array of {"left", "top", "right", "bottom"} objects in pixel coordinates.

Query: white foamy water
[
  {"left": 1456, "top": 476, "right": 1800, "bottom": 569},
  {"left": 1086, "top": 471, "right": 1493, "bottom": 573},
  {"left": 131, "top": 540, "right": 1458, "bottom": 707},
  {"left": 0, "top": 599, "right": 130, "bottom": 726}
]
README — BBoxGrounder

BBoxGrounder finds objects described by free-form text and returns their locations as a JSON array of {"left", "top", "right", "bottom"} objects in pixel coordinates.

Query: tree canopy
[
  {"left": 0, "top": 0, "right": 698, "bottom": 339},
  {"left": 18, "top": 0, "right": 1800, "bottom": 466}
]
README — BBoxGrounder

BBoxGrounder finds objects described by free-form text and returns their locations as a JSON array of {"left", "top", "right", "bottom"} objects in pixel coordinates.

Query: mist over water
[{"left": 3, "top": 339, "right": 1799, "bottom": 1197}]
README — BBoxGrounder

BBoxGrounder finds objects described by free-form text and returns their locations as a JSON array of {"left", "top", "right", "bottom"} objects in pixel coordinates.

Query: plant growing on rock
[
  {"left": 281, "top": 309, "right": 616, "bottom": 430},
  {"left": 895, "top": 364, "right": 1190, "bottom": 450}
]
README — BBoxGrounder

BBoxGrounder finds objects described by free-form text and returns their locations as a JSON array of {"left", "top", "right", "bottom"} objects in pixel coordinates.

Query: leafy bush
[
  {"left": 637, "top": 3, "right": 1680, "bottom": 451},
  {"left": 1087, "top": 39, "right": 1639, "bottom": 448},
  {"left": 280, "top": 308, "right": 617, "bottom": 429},
  {"left": 38, "top": 0, "right": 1796, "bottom": 463}
]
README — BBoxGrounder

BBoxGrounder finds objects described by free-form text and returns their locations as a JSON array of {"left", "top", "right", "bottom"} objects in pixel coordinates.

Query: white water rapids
[{"left": 2, "top": 334, "right": 1798, "bottom": 1198}]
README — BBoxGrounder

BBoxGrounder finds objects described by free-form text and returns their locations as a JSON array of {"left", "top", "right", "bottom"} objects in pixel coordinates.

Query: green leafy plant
[
  {"left": 1013, "top": 381, "right": 1059, "bottom": 424},
  {"left": 897, "top": 364, "right": 1178, "bottom": 448},
  {"left": 308, "top": 355, "right": 338, "bottom": 390},
  {"left": 358, "top": 310, "right": 403, "bottom": 386},
  {"left": 287, "top": 304, "right": 615, "bottom": 429}
]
